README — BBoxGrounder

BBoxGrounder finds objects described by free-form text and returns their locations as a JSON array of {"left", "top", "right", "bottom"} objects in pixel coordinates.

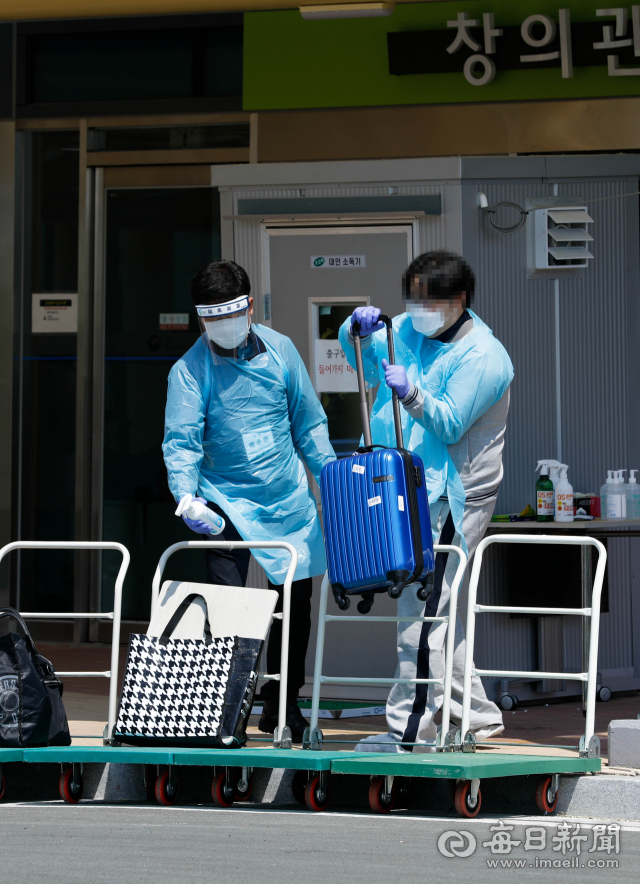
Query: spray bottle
[
  {"left": 554, "top": 465, "right": 574, "bottom": 522},
  {"left": 606, "top": 471, "right": 627, "bottom": 519},
  {"left": 548, "top": 460, "right": 562, "bottom": 491},
  {"left": 627, "top": 470, "right": 640, "bottom": 520},
  {"left": 175, "top": 494, "right": 226, "bottom": 534},
  {"left": 535, "top": 461, "right": 555, "bottom": 522},
  {"left": 600, "top": 470, "right": 614, "bottom": 520}
]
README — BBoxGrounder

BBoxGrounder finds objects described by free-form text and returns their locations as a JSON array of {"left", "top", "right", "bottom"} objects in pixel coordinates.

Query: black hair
[
  {"left": 402, "top": 250, "right": 475, "bottom": 308},
  {"left": 190, "top": 259, "right": 251, "bottom": 306}
]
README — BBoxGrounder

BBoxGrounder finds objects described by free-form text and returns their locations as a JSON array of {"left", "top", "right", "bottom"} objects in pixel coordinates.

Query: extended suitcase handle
[{"left": 352, "top": 314, "right": 404, "bottom": 451}]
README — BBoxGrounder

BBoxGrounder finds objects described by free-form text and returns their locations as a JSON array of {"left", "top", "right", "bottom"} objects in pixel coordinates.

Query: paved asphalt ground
[{"left": 0, "top": 804, "right": 638, "bottom": 883}]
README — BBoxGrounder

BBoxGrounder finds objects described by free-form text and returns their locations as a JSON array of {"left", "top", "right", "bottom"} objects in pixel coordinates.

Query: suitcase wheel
[
  {"left": 333, "top": 592, "right": 351, "bottom": 611},
  {"left": 59, "top": 767, "right": 83, "bottom": 805},
  {"left": 155, "top": 769, "right": 178, "bottom": 806},
  {"left": 357, "top": 595, "right": 375, "bottom": 615},
  {"left": 387, "top": 582, "right": 405, "bottom": 600}
]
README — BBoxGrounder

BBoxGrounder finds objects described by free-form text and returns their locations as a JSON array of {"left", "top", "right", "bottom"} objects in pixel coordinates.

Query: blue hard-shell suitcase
[{"left": 320, "top": 315, "right": 435, "bottom": 614}]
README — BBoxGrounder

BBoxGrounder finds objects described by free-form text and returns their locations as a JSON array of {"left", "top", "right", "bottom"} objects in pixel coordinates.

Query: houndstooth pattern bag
[{"left": 114, "top": 593, "right": 262, "bottom": 747}]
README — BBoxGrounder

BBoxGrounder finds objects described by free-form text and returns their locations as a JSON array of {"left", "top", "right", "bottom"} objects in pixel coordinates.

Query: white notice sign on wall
[
  {"left": 314, "top": 339, "right": 358, "bottom": 393},
  {"left": 32, "top": 294, "right": 78, "bottom": 333},
  {"left": 310, "top": 255, "right": 366, "bottom": 269}
]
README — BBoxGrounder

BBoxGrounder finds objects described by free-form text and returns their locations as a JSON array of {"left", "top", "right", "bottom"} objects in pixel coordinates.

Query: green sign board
[{"left": 243, "top": 1, "right": 640, "bottom": 110}]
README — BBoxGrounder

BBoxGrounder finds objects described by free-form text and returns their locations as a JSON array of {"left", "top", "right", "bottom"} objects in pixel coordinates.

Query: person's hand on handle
[
  {"left": 382, "top": 359, "right": 411, "bottom": 399},
  {"left": 180, "top": 496, "right": 214, "bottom": 534},
  {"left": 351, "top": 306, "right": 385, "bottom": 336}
]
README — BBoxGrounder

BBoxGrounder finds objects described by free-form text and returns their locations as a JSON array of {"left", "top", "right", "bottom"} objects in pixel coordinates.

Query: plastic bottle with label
[
  {"left": 175, "top": 494, "right": 226, "bottom": 534},
  {"left": 606, "top": 471, "right": 627, "bottom": 520},
  {"left": 600, "top": 470, "right": 614, "bottom": 521},
  {"left": 554, "top": 464, "right": 574, "bottom": 522},
  {"left": 535, "top": 461, "right": 554, "bottom": 522},
  {"left": 627, "top": 470, "right": 640, "bottom": 520},
  {"left": 548, "top": 460, "right": 562, "bottom": 492}
]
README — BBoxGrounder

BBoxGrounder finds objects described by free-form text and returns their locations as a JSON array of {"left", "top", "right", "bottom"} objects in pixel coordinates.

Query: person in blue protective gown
[
  {"left": 339, "top": 250, "right": 514, "bottom": 753},
  {"left": 163, "top": 260, "right": 336, "bottom": 741}
]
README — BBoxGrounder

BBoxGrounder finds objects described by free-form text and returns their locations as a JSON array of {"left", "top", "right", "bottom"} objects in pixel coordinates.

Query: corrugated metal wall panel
[{"left": 469, "top": 176, "right": 638, "bottom": 692}]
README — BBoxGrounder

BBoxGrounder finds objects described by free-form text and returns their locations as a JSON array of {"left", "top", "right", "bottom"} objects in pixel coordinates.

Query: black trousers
[{"left": 204, "top": 503, "right": 312, "bottom": 704}]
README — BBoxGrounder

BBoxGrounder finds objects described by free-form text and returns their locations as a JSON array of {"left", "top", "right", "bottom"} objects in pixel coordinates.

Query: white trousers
[{"left": 386, "top": 498, "right": 503, "bottom": 746}]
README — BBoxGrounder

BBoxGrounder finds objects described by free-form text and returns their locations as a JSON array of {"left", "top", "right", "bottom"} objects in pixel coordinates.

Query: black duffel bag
[{"left": 0, "top": 607, "right": 71, "bottom": 747}]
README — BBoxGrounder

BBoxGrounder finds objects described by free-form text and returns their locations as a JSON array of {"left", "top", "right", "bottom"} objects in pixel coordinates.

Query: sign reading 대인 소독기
[
  {"left": 314, "top": 339, "right": 358, "bottom": 393},
  {"left": 311, "top": 256, "right": 366, "bottom": 268}
]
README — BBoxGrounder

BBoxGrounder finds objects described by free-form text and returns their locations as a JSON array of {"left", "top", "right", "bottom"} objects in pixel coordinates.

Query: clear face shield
[
  {"left": 196, "top": 296, "right": 252, "bottom": 360},
  {"left": 403, "top": 275, "right": 460, "bottom": 338}
]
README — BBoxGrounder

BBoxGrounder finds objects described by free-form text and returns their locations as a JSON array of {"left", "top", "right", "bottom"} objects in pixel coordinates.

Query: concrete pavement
[{"left": 0, "top": 803, "right": 637, "bottom": 884}]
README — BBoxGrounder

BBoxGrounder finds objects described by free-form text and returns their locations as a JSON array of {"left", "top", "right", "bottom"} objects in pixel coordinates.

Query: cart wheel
[
  {"left": 211, "top": 771, "right": 236, "bottom": 808},
  {"left": 511, "top": 695, "right": 519, "bottom": 709},
  {"left": 535, "top": 776, "right": 559, "bottom": 815},
  {"left": 155, "top": 770, "right": 178, "bottom": 806},
  {"left": 291, "top": 770, "right": 308, "bottom": 805},
  {"left": 235, "top": 772, "right": 253, "bottom": 802},
  {"left": 144, "top": 765, "right": 156, "bottom": 802},
  {"left": 454, "top": 781, "right": 481, "bottom": 818},
  {"left": 59, "top": 768, "right": 83, "bottom": 805},
  {"left": 598, "top": 686, "right": 612, "bottom": 702},
  {"left": 0, "top": 773, "right": 5, "bottom": 801},
  {"left": 304, "top": 773, "right": 330, "bottom": 812},
  {"left": 368, "top": 776, "right": 396, "bottom": 814},
  {"left": 500, "top": 694, "right": 515, "bottom": 711}
]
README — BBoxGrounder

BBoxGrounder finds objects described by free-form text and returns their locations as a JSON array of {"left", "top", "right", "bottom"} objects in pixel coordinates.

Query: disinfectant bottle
[
  {"left": 175, "top": 494, "right": 226, "bottom": 534},
  {"left": 606, "top": 471, "right": 627, "bottom": 519},
  {"left": 548, "top": 460, "right": 562, "bottom": 491},
  {"left": 627, "top": 470, "right": 640, "bottom": 519},
  {"left": 554, "top": 465, "right": 574, "bottom": 522},
  {"left": 536, "top": 461, "right": 555, "bottom": 522},
  {"left": 600, "top": 470, "right": 614, "bottom": 520}
]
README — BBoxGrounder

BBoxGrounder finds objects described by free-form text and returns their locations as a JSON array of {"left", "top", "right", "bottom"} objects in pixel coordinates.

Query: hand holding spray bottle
[{"left": 175, "top": 494, "right": 226, "bottom": 535}]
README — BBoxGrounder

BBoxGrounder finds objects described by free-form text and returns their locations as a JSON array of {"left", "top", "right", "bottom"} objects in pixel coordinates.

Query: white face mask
[
  {"left": 205, "top": 313, "right": 249, "bottom": 350},
  {"left": 408, "top": 304, "right": 447, "bottom": 337}
]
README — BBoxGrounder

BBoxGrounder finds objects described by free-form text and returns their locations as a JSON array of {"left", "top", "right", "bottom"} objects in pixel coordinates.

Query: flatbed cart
[
  {"left": 292, "top": 535, "right": 607, "bottom": 818},
  {"left": 0, "top": 538, "right": 308, "bottom": 806}
]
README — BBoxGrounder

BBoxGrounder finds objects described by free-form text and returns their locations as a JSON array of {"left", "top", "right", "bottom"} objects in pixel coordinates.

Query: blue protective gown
[
  {"left": 163, "top": 325, "right": 336, "bottom": 583},
  {"left": 339, "top": 310, "right": 514, "bottom": 550}
]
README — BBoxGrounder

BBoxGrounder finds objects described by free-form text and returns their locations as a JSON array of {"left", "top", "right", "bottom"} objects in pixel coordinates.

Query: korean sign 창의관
[
  {"left": 314, "top": 339, "right": 358, "bottom": 393},
  {"left": 388, "top": 7, "right": 640, "bottom": 85},
  {"left": 311, "top": 255, "right": 366, "bottom": 268}
]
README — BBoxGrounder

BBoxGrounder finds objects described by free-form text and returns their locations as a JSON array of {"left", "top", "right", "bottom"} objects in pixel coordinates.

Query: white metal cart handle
[
  {"left": 460, "top": 533, "right": 607, "bottom": 755},
  {"left": 150, "top": 539, "right": 298, "bottom": 747},
  {"left": 0, "top": 541, "right": 130, "bottom": 742}
]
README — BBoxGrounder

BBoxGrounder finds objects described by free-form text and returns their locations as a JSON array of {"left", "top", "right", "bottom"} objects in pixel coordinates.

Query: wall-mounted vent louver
[
  {"left": 535, "top": 206, "right": 594, "bottom": 270},
  {"left": 527, "top": 198, "right": 594, "bottom": 279}
]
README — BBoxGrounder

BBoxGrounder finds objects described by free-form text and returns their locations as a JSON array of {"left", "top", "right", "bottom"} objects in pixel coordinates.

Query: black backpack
[{"left": 0, "top": 608, "right": 71, "bottom": 747}]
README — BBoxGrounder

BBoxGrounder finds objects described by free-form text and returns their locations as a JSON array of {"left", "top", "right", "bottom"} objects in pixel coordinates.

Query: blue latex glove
[
  {"left": 351, "top": 306, "right": 385, "bottom": 336},
  {"left": 382, "top": 359, "right": 411, "bottom": 399},
  {"left": 181, "top": 496, "right": 217, "bottom": 534}
]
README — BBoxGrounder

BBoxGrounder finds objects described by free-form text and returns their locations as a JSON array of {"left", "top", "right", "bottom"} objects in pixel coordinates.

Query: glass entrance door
[{"left": 100, "top": 184, "right": 221, "bottom": 619}]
